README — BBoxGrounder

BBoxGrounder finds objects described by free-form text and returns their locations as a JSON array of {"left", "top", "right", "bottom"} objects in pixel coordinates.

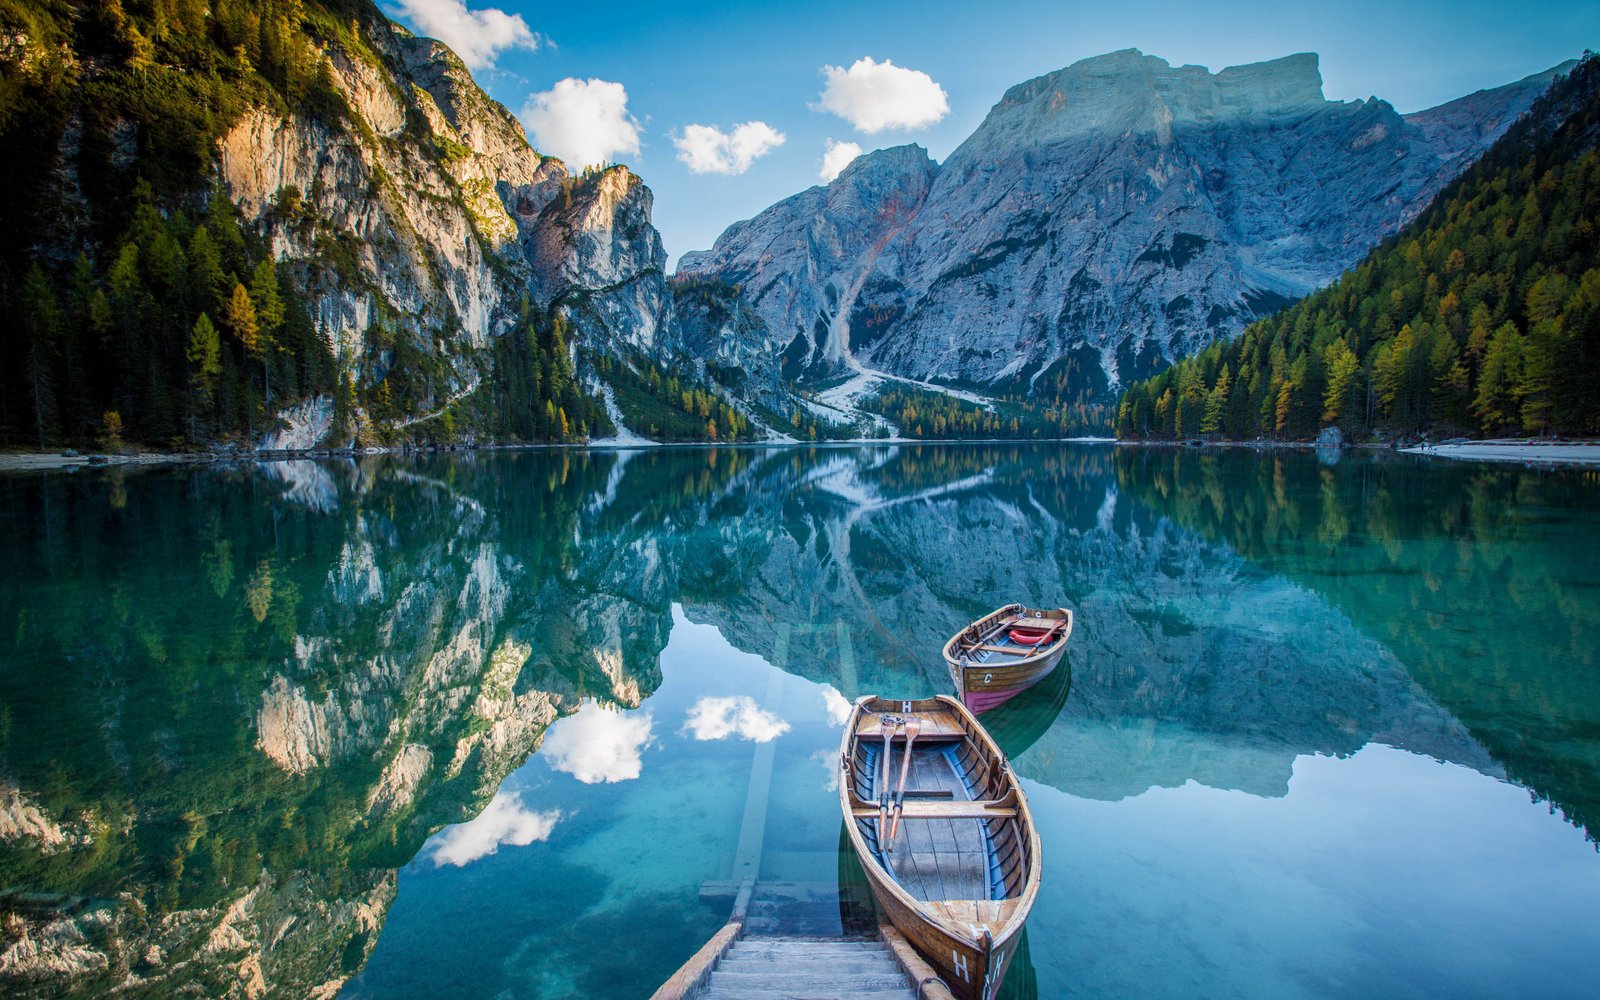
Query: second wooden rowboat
[
  {"left": 839, "top": 695, "right": 1042, "bottom": 1000},
  {"left": 944, "top": 604, "right": 1073, "bottom": 713}
]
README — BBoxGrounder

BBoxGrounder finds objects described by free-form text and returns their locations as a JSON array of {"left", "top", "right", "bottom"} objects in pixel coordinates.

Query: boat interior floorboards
[{"left": 862, "top": 744, "right": 994, "bottom": 903}]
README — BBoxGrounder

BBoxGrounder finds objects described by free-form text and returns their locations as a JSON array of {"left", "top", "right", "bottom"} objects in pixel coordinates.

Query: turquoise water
[{"left": 0, "top": 445, "right": 1597, "bottom": 998}]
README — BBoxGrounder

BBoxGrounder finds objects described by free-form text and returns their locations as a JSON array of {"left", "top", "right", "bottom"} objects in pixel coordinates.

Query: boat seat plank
[
  {"left": 928, "top": 898, "right": 1021, "bottom": 927},
  {"left": 966, "top": 617, "right": 1066, "bottom": 640},
  {"left": 972, "top": 643, "right": 1037, "bottom": 656},
  {"left": 851, "top": 801, "right": 1017, "bottom": 819},
  {"left": 852, "top": 714, "right": 966, "bottom": 740}
]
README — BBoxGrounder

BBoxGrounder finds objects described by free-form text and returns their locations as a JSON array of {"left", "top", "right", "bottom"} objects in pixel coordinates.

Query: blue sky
[{"left": 385, "top": 0, "right": 1597, "bottom": 267}]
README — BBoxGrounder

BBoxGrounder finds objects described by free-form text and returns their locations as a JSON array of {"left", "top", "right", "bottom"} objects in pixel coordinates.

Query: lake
[{"left": 1, "top": 444, "right": 1597, "bottom": 999}]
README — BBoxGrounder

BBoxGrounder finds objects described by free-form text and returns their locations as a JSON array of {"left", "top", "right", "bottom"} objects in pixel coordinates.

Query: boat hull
[
  {"left": 863, "top": 865, "right": 1017, "bottom": 1000},
  {"left": 951, "top": 643, "right": 1067, "bottom": 713}
]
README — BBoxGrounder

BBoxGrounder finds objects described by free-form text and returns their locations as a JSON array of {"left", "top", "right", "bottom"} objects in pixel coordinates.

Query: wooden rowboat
[
  {"left": 943, "top": 604, "right": 1073, "bottom": 713},
  {"left": 839, "top": 695, "right": 1042, "bottom": 1000}
]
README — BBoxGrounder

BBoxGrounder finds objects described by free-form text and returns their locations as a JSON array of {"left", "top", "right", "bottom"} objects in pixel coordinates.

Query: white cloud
[
  {"left": 674, "top": 122, "right": 786, "bottom": 175},
  {"left": 816, "top": 57, "right": 949, "bottom": 134},
  {"left": 542, "top": 702, "right": 653, "bottom": 783},
  {"left": 682, "top": 696, "right": 790, "bottom": 743},
  {"left": 820, "top": 684, "right": 854, "bottom": 725},
  {"left": 393, "top": 0, "right": 539, "bottom": 71},
  {"left": 812, "top": 748, "right": 841, "bottom": 792},
  {"left": 520, "top": 78, "right": 641, "bottom": 169},
  {"left": 430, "top": 791, "right": 559, "bottom": 867},
  {"left": 819, "top": 139, "right": 863, "bottom": 182}
]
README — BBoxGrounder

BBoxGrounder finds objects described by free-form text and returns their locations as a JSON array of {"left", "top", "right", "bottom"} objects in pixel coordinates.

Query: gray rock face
[
  {"left": 526, "top": 167, "right": 676, "bottom": 358},
  {"left": 215, "top": 20, "right": 685, "bottom": 440},
  {"left": 680, "top": 144, "right": 937, "bottom": 381},
  {"left": 672, "top": 277, "right": 794, "bottom": 417},
  {"left": 679, "top": 50, "right": 1573, "bottom": 398}
]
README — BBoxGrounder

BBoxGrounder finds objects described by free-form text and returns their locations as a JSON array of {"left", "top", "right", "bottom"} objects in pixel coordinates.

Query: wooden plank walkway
[
  {"left": 693, "top": 937, "right": 916, "bottom": 1000},
  {"left": 650, "top": 625, "right": 962, "bottom": 1000}
]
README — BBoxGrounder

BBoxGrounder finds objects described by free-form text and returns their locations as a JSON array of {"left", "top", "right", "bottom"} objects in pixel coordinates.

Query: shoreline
[
  {"left": 8, "top": 436, "right": 1597, "bottom": 474},
  {"left": 0, "top": 436, "right": 1121, "bottom": 474}
]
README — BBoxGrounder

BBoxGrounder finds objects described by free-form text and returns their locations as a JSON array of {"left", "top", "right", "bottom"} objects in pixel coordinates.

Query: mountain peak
[
  {"left": 1215, "top": 52, "right": 1325, "bottom": 111},
  {"left": 683, "top": 47, "right": 1566, "bottom": 404},
  {"left": 993, "top": 49, "right": 1328, "bottom": 124},
  {"left": 832, "top": 143, "right": 935, "bottom": 186}
]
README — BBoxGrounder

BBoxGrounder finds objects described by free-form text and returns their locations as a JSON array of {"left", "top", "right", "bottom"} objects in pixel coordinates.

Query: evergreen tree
[
  {"left": 1201, "top": 364, "right": 1231, "bottom": 434},
  {"left": 249, "top": 262, "right": 284, "bottom": 402},
  {"left": 188, "top": 313, "right": 222, "bottom": 418},
  {"left": 1322, "top": 341, "right": 1361, "bottom": 426},
  {"left": 226, "top": 282, "right": 260, "bottom": 361},
  {"left": 1117, "top": 54, "right": 1600, "bottom": 441},
  {"left": 21, "top": 265, "right": 61, "bottom": 448},
  {"left": 1473, "top": 323, "right": 1524, "bottom": 431},
  {"left": 188, "top": 227, "right": 227, "bottom": 315}
]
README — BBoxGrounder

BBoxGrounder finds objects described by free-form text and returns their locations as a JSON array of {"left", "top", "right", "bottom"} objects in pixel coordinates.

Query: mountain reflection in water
[{"left": 0, "top": 445, "right": 1595, "bottom": 999}]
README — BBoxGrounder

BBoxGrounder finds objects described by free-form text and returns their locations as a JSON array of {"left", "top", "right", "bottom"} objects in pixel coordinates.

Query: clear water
[{"left": 1, "top": 445, "right": 1597, "bottom": 999}]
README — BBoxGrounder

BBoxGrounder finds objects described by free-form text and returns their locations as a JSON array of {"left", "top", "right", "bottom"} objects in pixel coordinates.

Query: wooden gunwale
[{"left": 839, "top": 694, "right": 1042, "bottom": 1000}]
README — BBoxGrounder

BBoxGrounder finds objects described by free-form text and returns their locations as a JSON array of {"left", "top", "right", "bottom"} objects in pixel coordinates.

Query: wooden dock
[
  {"left": 653, "top": 928, "right": 953, "bottom": 1000},
  {"left": 651, "top": 626, "right": 955, "bottom": 1000}
]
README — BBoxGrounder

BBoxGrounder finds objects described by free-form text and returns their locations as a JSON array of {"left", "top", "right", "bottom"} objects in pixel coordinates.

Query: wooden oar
[
  {"left": 886, "top": 716, "right": 922, "bottom": 848},
  {"left": 878, "top": 716, "right": 896, "bottom": 834}
]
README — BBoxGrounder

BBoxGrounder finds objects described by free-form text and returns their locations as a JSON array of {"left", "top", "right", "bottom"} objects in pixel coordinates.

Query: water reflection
[
  {"left": 681, "top": 696, "right": 789, "bottom": 742},
  {"left": 0, "top": 444, "right": 1596, "bottom": 998},
  {"left": 429, "top": 792, "right": 561, "bottom": 868},
  {"left": 542, "top": 703, "right": 655, "bottom": 784},
  {"left": 1111, "top": 447, "right": 1600, "bottom": 838}
]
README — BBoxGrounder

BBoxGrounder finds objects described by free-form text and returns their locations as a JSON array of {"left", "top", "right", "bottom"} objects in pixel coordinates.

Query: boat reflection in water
[{"left": 976, "top": 651, "right": 1074, "bottom": 761}]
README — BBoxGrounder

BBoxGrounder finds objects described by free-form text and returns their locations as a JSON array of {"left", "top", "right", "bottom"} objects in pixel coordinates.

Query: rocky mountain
[
  {"left": 0, "top": 0, "right": 781, "bottom": 452},
  {"left": 1116, "top": 52, "right": 1600, "bottom": 441},
  {"left": 678, "top": 50, "right": 1574, "bottom": 405}
]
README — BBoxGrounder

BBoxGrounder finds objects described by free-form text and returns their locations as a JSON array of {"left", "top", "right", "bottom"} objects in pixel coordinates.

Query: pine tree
[
  {"left": 1322, "top": 341, "right": 1361, "bottom": 425},
  {"left": 1518, "top": 319, "right": 1564, "bottom": 433},
  {"left": 248, "top": 261, "right": 284, "bottom": 403},
  {"left": 188, "top": 227, "right": 226, "bottom": 315},
  {"left": 226, "top": 282, "right": 258, "bottom": 355},
  {"left": 1473, "top": 323, "right": 1524, "bottom": 431},
  {"left": 20, "top": 265, "right": 61, "bottom": 448},
  {"left": 188, "top": 313, "right": 222, "bottom": 416},
  {"left": 1200, "top": 364, "right": 1230, "bottom": 434}
]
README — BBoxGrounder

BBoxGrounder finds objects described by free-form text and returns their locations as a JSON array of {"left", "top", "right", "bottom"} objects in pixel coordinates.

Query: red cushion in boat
[{"left": 1008, "top": 628, "right": 1052, "bottom": 645}]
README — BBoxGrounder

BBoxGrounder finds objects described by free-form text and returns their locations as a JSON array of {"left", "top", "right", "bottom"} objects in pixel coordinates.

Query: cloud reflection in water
[
  {"left": 430, "top": 791, "right": 560, "bottom": 867},
  {"left": 682, "top": 696, "right": 790, "bottom": 743},
  {"left": 820, "top": 685, "right": 853, "bottom": 726},
  {"left": 542, "top": 702, "right": 655, "bottom": 784}
]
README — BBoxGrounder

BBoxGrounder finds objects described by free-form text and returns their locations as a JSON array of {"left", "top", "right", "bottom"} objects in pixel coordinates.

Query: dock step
[{"left": 695, "top": 935, "right": 918, "bottom": 1000}]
